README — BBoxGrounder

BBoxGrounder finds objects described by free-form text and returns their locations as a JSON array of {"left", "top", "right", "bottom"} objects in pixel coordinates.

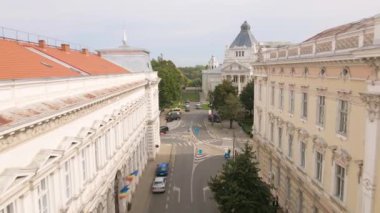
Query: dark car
[
  {"left": 160, "top": 126, "right": 169, "bottom": 134},
  {"left": 166, "top": 112, "right": 181, "bottom": 122},
  {"left": 208, "top": 114, "right": 221, "bottom": 123},
  {"left": 156, "top": 162, "right": 169, "bottom": 176}
]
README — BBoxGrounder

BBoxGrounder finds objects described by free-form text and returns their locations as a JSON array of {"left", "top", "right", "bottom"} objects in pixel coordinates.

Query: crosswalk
[{"left": 173, "top": 141, "right": 193, "bottom": 147}]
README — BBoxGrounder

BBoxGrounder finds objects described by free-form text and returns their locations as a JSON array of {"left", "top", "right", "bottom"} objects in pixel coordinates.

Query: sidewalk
[
  {"left": 204, "top": 119, "right": 251, "bottom": 145},
  {"left": 129, "top": 143, "right": 173, "bottom": 213}
]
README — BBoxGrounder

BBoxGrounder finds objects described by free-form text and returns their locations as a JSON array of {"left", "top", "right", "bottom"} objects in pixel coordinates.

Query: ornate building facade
[
  {"left": 202, "top": 21, "right": 259, "bottom": 98},
  {"left": 0, "top": 36, "right": 160, "bottom": 213},
  {"left": 252, "top": 14, "right": 380, "bottom": 213}
]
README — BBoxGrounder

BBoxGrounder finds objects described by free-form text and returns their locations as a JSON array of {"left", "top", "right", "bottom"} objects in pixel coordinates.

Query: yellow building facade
[{"left": 252, "top": 14, "right": 380, "bottom": 213}]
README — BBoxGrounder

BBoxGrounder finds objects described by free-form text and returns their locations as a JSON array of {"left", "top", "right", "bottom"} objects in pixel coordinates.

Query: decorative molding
[
  {"left": 286, "top": 122, "right": 295, "bottom": 135},
  {"left": 360, "top": 93, "right": 380, "bottom": 122},
  {"left": 297, "top": 128, "right": 310, "bottom": 142},
  {"left": 362, "top": 178, "right": 376, "bottom": 192},
  {"left": 333, "top": 148, "right": 352, "bottom": 168},
  {"left": 312, "top": 135, "right": 328, "bottom": 154},
  {"left": 337, "top": 89, "right": 352, "bottom": 100},
  {"left": 316, "top": 87, "right": 328, "bottom": 95}
]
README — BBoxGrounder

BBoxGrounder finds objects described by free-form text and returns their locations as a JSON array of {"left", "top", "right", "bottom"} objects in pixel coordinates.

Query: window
[
  {"left": 288, "top": 134, "right": 293, "bottom": 157},
  {"left": 302, "top": 92, "right": 308, "bottom": 118},
  {"left": 64, "top": 160, "right": 72, "bottom": 200},
  {"left": 276, "top": 165, "right": 281, "bottom": 188},
  {"left": 335, "top": 165, "right": 345, "bottom": 201},
  {"left": 81, "top": 148, "right": 87, "bottom": 182},
  {"left": 259, "top": 84, "right": 262, "bottom": 101},
  {"left": 286, "top": 177, "right": 291, "bottom": 197},
  {"left": 278, "top": 127, "right": 282, "bottom": 148},
  {"left": 1, "top": 202, "right": 16, "bottom": 213},
  {"left": 300, "top": 142, "right": 306, "bottom": 168},
  {"left": 270, "top": 122, "right": 274, "bottom": 142},
  {"left": 271, "top": 86, "right": 275, "bottom": 106},
  {"left": 235, "top": 51, "right": 238, "bottom": 57},
  {"left": 289, "top": 90, "right": 295, "bottom": 113},
  {"left": 337, "top": 100, "right": 348, "bottom": 135},
  {"left": 95, "top": 138, "right": 101, "bottom": 169},
  {"left": 279, "top": 88, "right": 284, "bottom": 110},
  {"left": 315, "top": 152, "right": 323, "bottom": 182},
  {"left": 313, "top": 206, "right": 319, "bottom": 213},
  {"left": 242, "top": 51, "right": 245, "bottom": 57},
  {"left": 304, "top": 67, "right": 309, "bottom": 77},
  {"left": 233, "top": 75, "right": 238, "bottom": 83},
  {"left": 317, "top": 96, "right": 326, "bottom": 126},
  {"left": 38, "top": 178, "right": 49, "bottom": 213},
  {"left": 258, "top": 114, "right": 262, "bottom": 133},
  {"left": 297, "top": 190, "right": 303, "bottom": 213},
  {"left": 320, "top": 67, "right": 326, "bottom": 77}
]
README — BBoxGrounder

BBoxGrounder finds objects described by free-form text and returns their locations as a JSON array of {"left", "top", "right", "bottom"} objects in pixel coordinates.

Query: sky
[{"left": 1, "top": 0, "right": 380, "bottom": 66}]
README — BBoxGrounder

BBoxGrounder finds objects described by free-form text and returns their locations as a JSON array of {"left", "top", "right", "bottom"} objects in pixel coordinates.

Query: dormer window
[
  {"left": 272, "top": 68, "right": 276, "bottom": 74},
  {"left": 280, "top": 67, "right": 284, "bottom": 75}
]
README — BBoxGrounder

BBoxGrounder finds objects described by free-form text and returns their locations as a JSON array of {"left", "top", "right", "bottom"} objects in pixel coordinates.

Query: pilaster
[{"left": 359, "top": 92, "right": 380, "bottom": 213}]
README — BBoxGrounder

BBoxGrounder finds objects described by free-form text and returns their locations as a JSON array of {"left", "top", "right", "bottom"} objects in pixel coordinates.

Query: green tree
[
  {"left": 209, "top": 143, "right": 276, "bottom": 213},
  {"left": 151, "top": 59, "right": 186, "bottom": 108},
  {"left": 219, "top": 93, "right": 244, "bottom": 128},
  {"left": 212, "top": 80, "right": 237, "bottom": 111},
  {"left": 239, "top": 81, "right": 254, "bottom": 116}
]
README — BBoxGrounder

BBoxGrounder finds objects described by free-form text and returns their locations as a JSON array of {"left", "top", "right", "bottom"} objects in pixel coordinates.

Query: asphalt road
[{"left": 147, "top": 105, "right": 224, "bottom": 213}]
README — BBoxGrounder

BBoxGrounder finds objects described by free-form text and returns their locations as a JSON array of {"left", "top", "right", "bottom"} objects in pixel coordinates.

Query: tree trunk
[{"left": 229, "top": 119, "right": 233, "bottom": 129}]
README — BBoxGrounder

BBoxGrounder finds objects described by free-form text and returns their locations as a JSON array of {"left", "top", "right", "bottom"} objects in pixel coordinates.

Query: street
[{"left": 144, "top": 104, "right": 249, "bottom": 213}]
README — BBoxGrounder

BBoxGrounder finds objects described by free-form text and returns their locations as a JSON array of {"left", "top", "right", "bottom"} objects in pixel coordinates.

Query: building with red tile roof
[{"left": 0, "top": 32, "right": 160, "bottom": 213}]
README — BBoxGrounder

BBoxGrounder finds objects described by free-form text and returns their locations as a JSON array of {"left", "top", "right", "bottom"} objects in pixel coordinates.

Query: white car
[{"left": 152, "top": 177, "right": 166, "bottom": 193}]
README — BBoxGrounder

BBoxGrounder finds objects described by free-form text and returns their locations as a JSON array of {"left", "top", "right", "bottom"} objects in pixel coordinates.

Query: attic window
[
  {"left": 291, "top": 67, "right": 295, "bottom": 75},
  {"left": 41, "top": 61, "right": 52, "bottom": 68},
  {"left": 71, "top": 141, "right": 78, "bottom": 146},
  {"left": 304, "top": 67, "right": 309, "bottom": 77},
  {"left": 48, "top": 155, "right": 57, "bottom": 160},
  {"left": 320, "top": 67, "right": 326, "bottom": 77}
]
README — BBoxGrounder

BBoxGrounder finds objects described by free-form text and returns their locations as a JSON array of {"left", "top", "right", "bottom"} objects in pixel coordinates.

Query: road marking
[
  {"left": 173, "top": 186, "right": 181, "bottom": 203},
  {"left": 203, "top": 186, "right": 210, "bottom": 202},
  {"left": 167, "top": 196, "right": 170, "bottom": 201},
  {"left": 165, "top": 204, "right": 168, "bottom": 209}
]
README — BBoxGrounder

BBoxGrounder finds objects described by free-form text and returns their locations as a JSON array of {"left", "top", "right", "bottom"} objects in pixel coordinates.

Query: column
[
  {"left": 360, "top": 93, "right": 380, "bottom": 213},
  {"left": 238, "top": 75, "right": 241, "bottom": 94}
]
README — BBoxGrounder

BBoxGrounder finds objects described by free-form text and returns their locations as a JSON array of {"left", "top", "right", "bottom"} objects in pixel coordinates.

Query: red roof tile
[
  {"left": 32, "top": 45, "right": 128, "bottom": 75},
  {"left": 0, "top": 40, "right": 81, "bottom": 80}
]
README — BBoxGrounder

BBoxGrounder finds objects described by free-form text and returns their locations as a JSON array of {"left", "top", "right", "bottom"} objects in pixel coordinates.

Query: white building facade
[
  {"left": 202, "top": 21, "right": 260, "bottom": 98},
  {"left": 0, "top": 38, "right": 160, "bottom": 213}
]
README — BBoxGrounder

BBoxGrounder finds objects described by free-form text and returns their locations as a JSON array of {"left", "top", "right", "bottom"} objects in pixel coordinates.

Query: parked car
[
  {"left": 195, "top": 103, "right": 201, "bottom": 109},
  {"left": 160, "top": 126, "right": 169, "bottom": 134},
  {"left": 152, "top": 177, "right": 166, "bottom": 193},
  {"left": 156, "top": 162, "right": 169, "bottom": 176},
  {"left": 166, "top": 112, "right": 181, "bottom": 122},
  {"left": 208, "top": 114, "right": 221, "bottom": 123},
  {"left": 185, "top": 104, "right": 190, "bottom": 112}
]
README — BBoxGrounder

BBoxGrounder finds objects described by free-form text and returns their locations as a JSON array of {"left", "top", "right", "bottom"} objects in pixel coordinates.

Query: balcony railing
[
  {"left": 0, "top": 26, "right": 88, "bottom": 51},
  {"left": 262, "top": 26, "right": 375, "bottom": 62}
]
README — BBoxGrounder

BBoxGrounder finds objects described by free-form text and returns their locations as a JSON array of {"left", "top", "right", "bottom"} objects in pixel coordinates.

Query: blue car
[{"left": 156, "top": 162, "right": 169, "bottom": 176}]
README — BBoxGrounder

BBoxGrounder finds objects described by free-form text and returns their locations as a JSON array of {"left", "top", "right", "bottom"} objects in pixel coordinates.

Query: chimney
[
  {"left": 81, "top": 48, "right": 89, "bottom": 55},
  {"left": 38, "top": 40, "right": 46, "bottom": 48},
  {"left": 374, "top": 13, "right": 380, "bottom": 45},
  {"left": 61, "top": 44, "right": 70, "bottom": 52}
]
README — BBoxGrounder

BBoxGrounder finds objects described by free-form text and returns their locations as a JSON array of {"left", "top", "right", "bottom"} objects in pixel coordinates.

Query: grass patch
[
  {"left": 201, "top": 103, "right": 210, "bottom": 110},
  {"left": 181, "top": 90, "right": 200, "bottom": 102}
]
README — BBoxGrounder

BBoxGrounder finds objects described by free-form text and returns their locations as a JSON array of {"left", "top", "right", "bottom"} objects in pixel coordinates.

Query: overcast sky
[{"left": 1, "top": 0, "right": 379, "bottom": 66}]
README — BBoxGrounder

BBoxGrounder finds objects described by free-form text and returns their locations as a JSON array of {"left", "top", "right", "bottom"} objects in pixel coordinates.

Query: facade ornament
[
  {"left": 360, "top": 93, "right": 380, "bottom": 122},
  {"left": 297, "top": 128, "right": 310, "bottom": 142},
  {"left": 268, "top": 112, "right": 276, "bottom": 122},
  {"left": 276, "top": 117, "right": 284, "bottom": 126},
  {"left": 312, "top": 135, "right": 328, "bottom": 154},
  {"left": 362, "top": 178, "right": 376, "bottom": 191},
  {"left": 286, "top": 122, "right": 295, "bottom": 135},
  {"left": 333, "top": 148, "right": 352, "bottom": 168},
  {"left": 316, "top": 87, "right": 328, "bottom": 95},
  {"left": 337, "top": 89, "right": 352, "bottom": 100}
]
